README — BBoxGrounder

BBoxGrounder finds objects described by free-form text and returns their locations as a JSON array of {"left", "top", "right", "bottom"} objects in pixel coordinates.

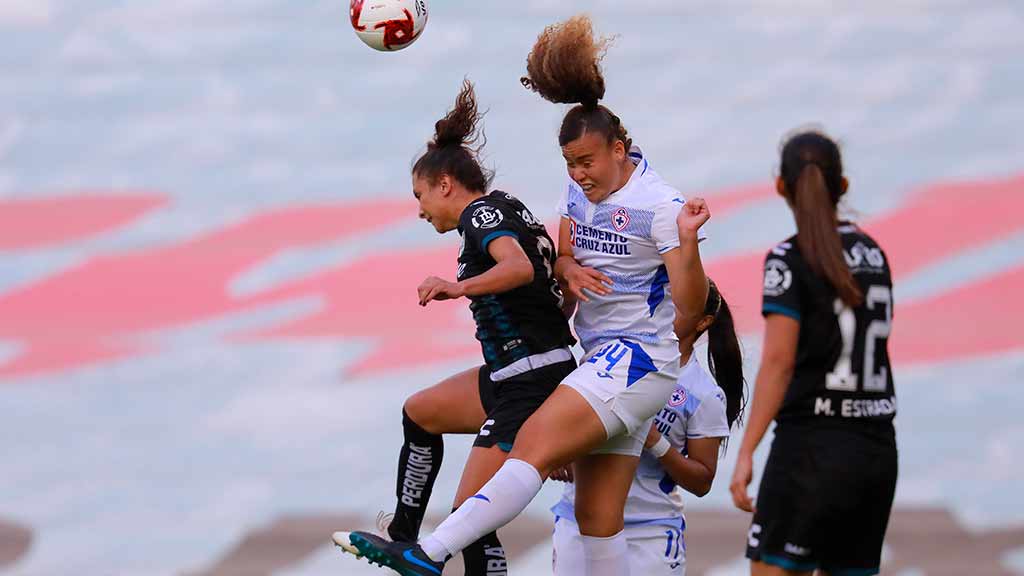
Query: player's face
[
  {"left": 412, "top": 173, "right": 453, "bottom": 233},
  {"left": 562, "top": 131, "right": 628, "bottom": 203}
]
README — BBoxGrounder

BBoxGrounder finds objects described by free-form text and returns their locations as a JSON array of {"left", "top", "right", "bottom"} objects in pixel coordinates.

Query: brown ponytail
[
  {"left": 412, "top": 79, "right": 492, "bottom": 192},
  {"left": 780, "top": 131, "right": 863, "bottom": 308},
  {"left": 520, "top": 15, "right": 630, "bottom": 149},
  {"left": 703, "top": 280, "right": 747, "bottom": 428}
]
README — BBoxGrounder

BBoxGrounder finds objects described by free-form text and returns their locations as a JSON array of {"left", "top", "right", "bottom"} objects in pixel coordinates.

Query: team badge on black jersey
[
  {"left": 763, "top": 258, "right": 793, "bottom": 297},
  {"left": 457, "top": 191, "right": 575, "bottom": 372},
  {"left": 471, "top": 205, "right": 503, "bottom": 229}
]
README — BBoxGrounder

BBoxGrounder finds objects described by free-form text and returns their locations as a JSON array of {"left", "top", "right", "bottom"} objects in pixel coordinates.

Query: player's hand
[
  {"left": 730, "top": 451, "right": 756, "bottom": 513},
  {"left": 643, "top": 423, "right": 661, "bottom": 450},
  {"left": 562, "top": 261, "right": 612, "bottom": 303},
  {"left": 677, "top": 197, "right": 710, "bottom": 238},
  {"left": 549, "top": 465, "right": 574, "bottom": 483},
  {"left": 417, "top": 276, "right": 465, "bottom": 306}
]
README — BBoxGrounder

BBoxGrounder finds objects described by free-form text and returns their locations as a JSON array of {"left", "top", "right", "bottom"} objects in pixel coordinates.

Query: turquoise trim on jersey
[
  {"left": 646, "top": 264, "right": 669, "bottom": 317},
  {"left": 475, "top": 295, "right": 527, "bottom": 368},
  {"left": 761, "top": 554, "right": 817, "bottom": 572},
  {"left": 497, "top": 442, "right": 513, "bottom": 453},
  {"left": 830, "top": 567, "right": 880, "bottom": 576},
  {"left": 480, "top": 230, "right": 517, "bottom": 251},
  {"left": 762, "top": 302, "right": 801, "bottom": 321}
]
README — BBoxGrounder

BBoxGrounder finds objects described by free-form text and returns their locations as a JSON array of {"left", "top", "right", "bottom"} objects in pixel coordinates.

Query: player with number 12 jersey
[{"left": 732, "top": 130, "right": 897, "bottom": 576}]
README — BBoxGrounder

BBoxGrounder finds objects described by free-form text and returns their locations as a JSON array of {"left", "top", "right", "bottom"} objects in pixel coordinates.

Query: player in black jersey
[
  {"left": 730, "top": 130, "right": 897, "bottom": 576},
  {"left": 333, "top": 80, "right": 576, "bottom": 576}
]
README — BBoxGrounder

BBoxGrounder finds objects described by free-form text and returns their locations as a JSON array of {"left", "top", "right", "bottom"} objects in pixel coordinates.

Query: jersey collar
[{"left": 607, "top": 145, "right": 648, "bottom": 201}]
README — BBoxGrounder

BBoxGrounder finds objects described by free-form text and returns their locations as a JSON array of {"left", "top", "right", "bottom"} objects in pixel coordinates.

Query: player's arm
[
  {"left": 463, "top": 235, "right": 535, "bottom": 295},
  {"left": 730, "top": 314, "right": 799, "bottom": 511},
  {"left": 660, "top": 198, "right": 710, "bottom": 334},
  {"left": 553, "top": 218, "right": 580, "bottom": 318},
  {"left": 554, "top": 216, "right": 611, "bottom": 303},
  {"left": 644, "top": 428, "right": 722, "bottom": 497},
  {"left": 418, "top": 236, "right": 534, "bottom": 306}
]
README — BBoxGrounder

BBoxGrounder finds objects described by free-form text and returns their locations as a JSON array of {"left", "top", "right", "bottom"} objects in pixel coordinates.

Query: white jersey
[
  {"left": 552, "top": 354, "right": 730, "bottom": 527},
  {"left": 558, "top": 146, "right": 705, "bottom": 354}
]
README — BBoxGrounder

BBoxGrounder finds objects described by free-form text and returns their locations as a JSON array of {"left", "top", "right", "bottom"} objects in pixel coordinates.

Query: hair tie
[{"left": 708, "top": 279, "right": 723, "bottom": 319}]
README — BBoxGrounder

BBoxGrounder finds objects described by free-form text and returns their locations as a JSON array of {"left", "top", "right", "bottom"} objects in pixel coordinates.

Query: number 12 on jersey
[{"left": 826, "top": 286, "right": 892, "bottom": 393}]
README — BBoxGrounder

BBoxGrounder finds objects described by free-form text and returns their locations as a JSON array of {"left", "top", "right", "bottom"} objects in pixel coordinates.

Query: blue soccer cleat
[{"left": 344, "top": 530, "right": 445, "bottom": 576}]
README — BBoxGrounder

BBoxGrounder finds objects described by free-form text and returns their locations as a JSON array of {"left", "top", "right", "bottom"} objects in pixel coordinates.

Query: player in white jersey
[
  {"left": 556, "top": 142, "right": 707, "bottom": 454},
  {"left": 552, "top": 280, "right": 748, "bottom": 575},
  {"left": 345, "top": 16, "right": 712, "bottom": 576}
]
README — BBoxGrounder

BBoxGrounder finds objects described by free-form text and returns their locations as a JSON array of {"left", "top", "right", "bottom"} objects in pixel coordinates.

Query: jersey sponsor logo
[
  {"left": 501, "top": 338, "right": 524, "bottom": 352},
  {"left": 570, "top": 221, "right": 632, "bottom": 255},
  {"left": 611, "top": 207, "right": 630, "bottom": 232},
  {"left": 654, "top": 406, "right": 680, "bottom": 436},
  {"left": 669, "top": 387, "right": 687, "bottom": 407},
  {"left": 845, "top": 241, "right": 886, "bottom": 271},
  {"left": 771, "top": 242, "right": 792, "bottom": 256},
  {"left": 763, "top": 258, "right": 793, "bottom": 296},
  {"left": 471, "top": 205, "right": 504, "bottom": 229},
  {"left": 785, "top": 543, "right": 812, "bottom": 556}
]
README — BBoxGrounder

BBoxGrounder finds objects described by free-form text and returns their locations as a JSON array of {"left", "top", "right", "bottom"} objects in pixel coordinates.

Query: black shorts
[
  {"left": 746, "top": 425, "right": 898, "bottom": 575},
  {"left": 474, "top": 358, "right": 576, "bottom": 452}
]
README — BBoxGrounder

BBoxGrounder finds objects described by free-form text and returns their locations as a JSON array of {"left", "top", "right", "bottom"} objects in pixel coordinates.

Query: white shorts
[
  {"left": 562, "top": 339, "right": 681, "bottom": 456},
  {"left": 552, "top": 515, "right": 686, "bottom": 576}
]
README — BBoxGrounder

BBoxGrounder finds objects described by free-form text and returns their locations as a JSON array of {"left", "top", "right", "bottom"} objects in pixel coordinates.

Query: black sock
[
  {"left": 387, "top": 408, "right": 443, "bottom": 542},
  {"left": 463, "top": 530, "right": 507, "bottom": 576}
]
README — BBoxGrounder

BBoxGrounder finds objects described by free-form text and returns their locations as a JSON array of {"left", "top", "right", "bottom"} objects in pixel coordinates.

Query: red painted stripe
[{"left": 0, "top": 193, "right": 166, "bottom": 250}]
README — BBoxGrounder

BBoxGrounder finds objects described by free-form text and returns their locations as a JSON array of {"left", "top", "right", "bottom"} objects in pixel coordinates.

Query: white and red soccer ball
[{"left": 350, "top": 0, "right": 428, "bottom": 52}]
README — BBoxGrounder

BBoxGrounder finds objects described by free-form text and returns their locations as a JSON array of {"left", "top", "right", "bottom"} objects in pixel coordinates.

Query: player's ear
[
  {"left": 438, "top": 174, "right": 452, "bottom": 196},
  {"left": 612, "top": 138, "right": 626, "bottom": 161},
  {"left": 841, "top": 177, "right": 849, "bottom": 194},
  {"left": 775, "top": 176, "right": 786, "bottom": 198}
]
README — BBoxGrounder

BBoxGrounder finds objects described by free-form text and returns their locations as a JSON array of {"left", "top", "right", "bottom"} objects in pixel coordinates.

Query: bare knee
[
  {"left": 575, "top": 505, "right": 624, "bottom": 538},
  {"left": 403, "top": 390, "right": 444, "bottom": 434},
  {"left": 506, "top": 422, "right": 563, "bottom": 478}
]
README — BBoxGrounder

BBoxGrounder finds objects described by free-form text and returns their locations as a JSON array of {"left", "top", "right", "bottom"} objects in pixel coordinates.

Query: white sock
[
  {"left": 419, "top": 458, "right": 543, "bottom": 562},
  {"left": 582, "top": 530, "right": 629, "bottom": 576}
]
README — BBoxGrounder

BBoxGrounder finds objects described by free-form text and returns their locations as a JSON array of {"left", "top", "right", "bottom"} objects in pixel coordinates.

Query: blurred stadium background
[{"left": 1, "top": 1, "right": 1022, "bottom": 574}]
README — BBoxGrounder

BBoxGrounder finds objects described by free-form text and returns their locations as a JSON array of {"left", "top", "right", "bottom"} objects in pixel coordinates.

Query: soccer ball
[{"left": 350, "top": 0, "right": 428, "bottom": 52}]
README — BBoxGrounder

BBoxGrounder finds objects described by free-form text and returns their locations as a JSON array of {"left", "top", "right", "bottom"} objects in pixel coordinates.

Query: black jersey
[
  {"left": 761, "top": 223, "right": 895, "bottom": 431},
  {"left": 457, "top": 191, "right": 575, "bottom": 373}
]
